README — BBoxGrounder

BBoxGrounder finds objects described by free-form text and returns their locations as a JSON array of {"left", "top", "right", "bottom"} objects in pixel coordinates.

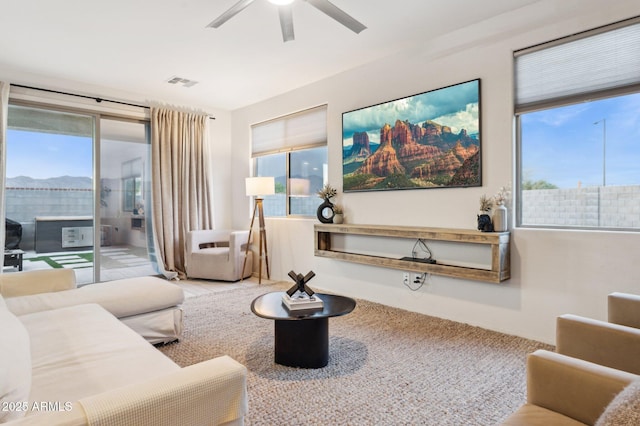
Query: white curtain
[
  {"left": 150, "top": 107, "right": 213, "bottom": 279},
  {"left": 0, "top": 82, "right": 9, "bottom": 270}
]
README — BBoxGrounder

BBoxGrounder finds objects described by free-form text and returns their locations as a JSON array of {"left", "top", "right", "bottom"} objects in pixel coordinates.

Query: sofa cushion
[
  {"left": 596, "top": 379, "right": 640, "bottom": 426},
  {"left": 0, "top": 269, "right": 76, "bottom": 298},
  {"left": 6, "top": 276, "right": 183, "bottom": 318},
  {"left": 0, "top": 305, "right": 31, "bottom": 423},
  {"left": 195, "top": 247, "right": 229, "bottom": 257},
  {"left": 18, "top": 303, "right": 180, "bottom": 414}
]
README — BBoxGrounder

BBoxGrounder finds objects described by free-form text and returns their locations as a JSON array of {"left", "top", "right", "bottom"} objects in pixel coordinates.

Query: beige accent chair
[
  {"left": 556, "top": 292, "right": 640, "bottom": 375},
  {"left": 504, "top": 293, "right": 640, "bottom": 425},
  {"left": 185, "top": 229, "right": 253, "bottom": 281},
  {"left": 501, "top": 350, "right": 639, "bottom": 425},
  {"left": 608, "top": 291, "right": 640, "bottom": 328}
]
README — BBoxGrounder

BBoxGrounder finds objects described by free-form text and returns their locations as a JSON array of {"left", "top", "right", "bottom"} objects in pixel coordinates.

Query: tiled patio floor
[{"left": 3, "top": 245, "right": 156, "bottom": 285}]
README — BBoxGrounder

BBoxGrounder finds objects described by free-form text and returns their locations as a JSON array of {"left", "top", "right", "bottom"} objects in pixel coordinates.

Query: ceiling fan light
[{"left": 268, "top": 0, "right": 294, "bottom": 5}]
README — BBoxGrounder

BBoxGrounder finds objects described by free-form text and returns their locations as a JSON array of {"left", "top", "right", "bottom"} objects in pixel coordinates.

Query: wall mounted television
[{"left": 342, "top": 79, "right": 481, "bottom": 192}]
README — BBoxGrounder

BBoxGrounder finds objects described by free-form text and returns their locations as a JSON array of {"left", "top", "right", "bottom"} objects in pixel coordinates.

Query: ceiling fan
[{"left": 206, "top": 0, "right": 367, "bottom": 43}]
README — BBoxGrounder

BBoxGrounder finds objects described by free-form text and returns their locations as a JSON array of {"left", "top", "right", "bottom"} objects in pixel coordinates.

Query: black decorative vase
[
  {"left": 317, "top": 198, "right": 335, "bottom": 223},
  {"left": 477, "top": 214, "right": 494, "bottom": 232}
]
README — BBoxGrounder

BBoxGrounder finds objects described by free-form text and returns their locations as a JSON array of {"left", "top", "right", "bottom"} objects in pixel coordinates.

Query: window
[
  {"left": 121, "top": 158, "right": 143, "bottom": 213},
  {"left": 515, "top": 18, "right": 640, "bottom": 230},
  {"left": 251, "top": 105, "right": 328, "bottom": 217}
]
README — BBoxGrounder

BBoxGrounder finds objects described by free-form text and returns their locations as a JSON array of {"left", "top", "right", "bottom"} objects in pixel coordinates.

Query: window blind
[
  {"left": 515, "top": 18, "right": 640, "bottom": 113},
  {"left": 251, "top": 105, "right": 327, "bottom": 156},
  {"left": 8, "top": 104, "right": 93, "bottom": 137}
]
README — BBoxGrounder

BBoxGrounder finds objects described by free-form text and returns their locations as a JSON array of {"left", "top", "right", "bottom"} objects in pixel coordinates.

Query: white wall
[{"left": 231, "top": 0, "right": 640, "bottom": 344}]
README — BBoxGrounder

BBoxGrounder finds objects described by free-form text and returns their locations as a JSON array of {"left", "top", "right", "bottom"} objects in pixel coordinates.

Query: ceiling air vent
[{"left": 166, "top": 76, "right": 198, "bottom": 88}]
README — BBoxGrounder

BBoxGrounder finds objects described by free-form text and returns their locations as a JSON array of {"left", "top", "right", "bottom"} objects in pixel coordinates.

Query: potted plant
[
  {"left": 317, "top": 183, "right": 337, "bottom": 201},
  {"left": 477, "top": 194, "right": 494, "bottom": 232},
  {"left": 332, "top": 204, "right": 344, "bottom": 224}
]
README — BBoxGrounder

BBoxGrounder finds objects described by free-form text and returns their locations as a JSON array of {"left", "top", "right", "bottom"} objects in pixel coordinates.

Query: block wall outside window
[{"left": 521, "top": 185, "right": 640, "bottom": 228}]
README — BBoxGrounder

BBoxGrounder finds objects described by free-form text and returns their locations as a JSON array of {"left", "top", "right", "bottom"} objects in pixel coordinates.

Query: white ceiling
[{"left": 0, "top": 0, "right": 582, "bottom": 111}]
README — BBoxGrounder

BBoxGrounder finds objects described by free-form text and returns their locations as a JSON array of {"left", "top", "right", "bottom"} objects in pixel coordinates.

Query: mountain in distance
[
  {"left": 343, "top": 136, "right": 380, "bottom": 175},
  {"left": 345, "top": 131, "right": 371, "bottom": 163},
  {"left": 343, "top": 119, "right": 479, "bottom": 191},
  {"left": 6, "top": 175, "right": 92, "bottom": 189}
]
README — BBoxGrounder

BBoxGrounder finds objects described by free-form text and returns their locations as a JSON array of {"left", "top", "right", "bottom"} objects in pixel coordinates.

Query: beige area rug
[{"left": 158, "top": 282, "right": 552, "bottom": 425}]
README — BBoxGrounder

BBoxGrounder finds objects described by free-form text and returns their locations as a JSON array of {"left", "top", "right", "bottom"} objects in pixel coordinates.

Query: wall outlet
[{"left": 403, "top": 272, "right": 410, "bottom": 285}]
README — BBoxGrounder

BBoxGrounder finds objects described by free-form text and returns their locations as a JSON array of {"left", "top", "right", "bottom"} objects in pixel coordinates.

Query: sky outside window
[
  {"left": 6, "top": 129, "right": 93, "bottom": 179},
  {"left": 521, "top": 92, "right": 640, "bottom": 189}
]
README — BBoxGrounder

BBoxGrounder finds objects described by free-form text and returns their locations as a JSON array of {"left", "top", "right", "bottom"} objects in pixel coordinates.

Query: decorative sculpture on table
[
  {"left": 282, "top": 270, "right": 323, "bottom": 311},
  {"left": 477, "top": 194, "right": 494, "bottom": 232},
  {"left": 286, "top": 270, "right": 316, "bottom": 297}
]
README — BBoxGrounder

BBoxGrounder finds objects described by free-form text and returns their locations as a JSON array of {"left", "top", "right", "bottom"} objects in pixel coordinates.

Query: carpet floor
[{"left": 158, "top": 282, "right": 552, "bottom": 425}]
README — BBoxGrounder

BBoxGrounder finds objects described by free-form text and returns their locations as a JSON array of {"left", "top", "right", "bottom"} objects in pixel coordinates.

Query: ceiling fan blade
[
  {"left": 278, "top": 5, "right": 295, "bottom": 42},
  {"left": 304, "top": 0, "right": 366, "bottom": 34},
  {"left": 206, "top": 0, "right": 256, "bottom": 29}
]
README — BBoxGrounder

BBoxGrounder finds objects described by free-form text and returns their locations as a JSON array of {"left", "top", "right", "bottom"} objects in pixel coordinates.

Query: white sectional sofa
[
  {"left": 0, "top": 269, "right": 183, "bottom": 344},
  {"left": 0, "top": 270, "right": 248, "bottom": 426}
]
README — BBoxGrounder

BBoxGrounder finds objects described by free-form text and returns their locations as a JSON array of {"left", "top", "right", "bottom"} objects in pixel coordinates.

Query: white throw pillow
[
  {"left": 596, "top": 379, "right": 640, "bottom": 426},
  {"left": 0, "top": 307, "right": 32, "bottom": 423}
]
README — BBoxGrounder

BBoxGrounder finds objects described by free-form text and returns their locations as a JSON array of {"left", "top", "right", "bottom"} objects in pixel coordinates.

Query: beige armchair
[
  {"left": 556, "top": 292, "right": 640, "bottom": 375},
  {"left": 185, "top": 229, "right": 253, "bottom": 281},
  {"left": 608, "top": 292, "right": 640, "bottom": 329},
  {"left": 556, "top": 314, "right": 640, "bottom": 375},
  {"left": 502, "top": 350, "right": 638, "bottom": 425}
]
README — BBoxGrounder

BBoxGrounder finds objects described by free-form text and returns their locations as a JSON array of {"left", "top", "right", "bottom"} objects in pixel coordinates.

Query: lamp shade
[{"left": 246, "top": 176, "right": 275, "bottom": 197}]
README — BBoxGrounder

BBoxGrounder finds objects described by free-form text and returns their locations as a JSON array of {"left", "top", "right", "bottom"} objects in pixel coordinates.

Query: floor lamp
[{"left": 243, "top": 177, "right": 275, "bottom": 284}]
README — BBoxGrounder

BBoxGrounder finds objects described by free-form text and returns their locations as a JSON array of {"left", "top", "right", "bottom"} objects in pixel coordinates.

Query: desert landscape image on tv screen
[{"left": 342, "top": 79, "right": 481, "bottom": 192}]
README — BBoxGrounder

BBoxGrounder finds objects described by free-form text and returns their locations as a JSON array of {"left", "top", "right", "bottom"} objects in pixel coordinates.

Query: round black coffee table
[{"left": 251, "top": 292, "right": 356, "bottom": 368}]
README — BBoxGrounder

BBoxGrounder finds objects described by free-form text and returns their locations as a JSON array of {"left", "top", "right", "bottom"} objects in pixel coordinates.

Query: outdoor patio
[{"left": 3, "top": 245, "right": 156, "bottom": 284}]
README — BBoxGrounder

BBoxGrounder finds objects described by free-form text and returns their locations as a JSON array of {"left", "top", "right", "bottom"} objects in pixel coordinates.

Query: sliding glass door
[
  {"left": 4, "top": 104, "right": 156, "bottom": 284},
  {"left": 99, "top": 118, "right": 156, "bottom": 281}
]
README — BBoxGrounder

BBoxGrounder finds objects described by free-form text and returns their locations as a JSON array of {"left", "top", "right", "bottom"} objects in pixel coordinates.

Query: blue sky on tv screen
[{"left": 342, "top": 80, "right": 479, "bottom": 147}]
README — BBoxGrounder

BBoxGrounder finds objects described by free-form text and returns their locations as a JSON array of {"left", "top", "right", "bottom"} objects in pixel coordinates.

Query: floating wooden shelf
[{"left": 314, "top": 223, "right": 510, "bottom": 283}]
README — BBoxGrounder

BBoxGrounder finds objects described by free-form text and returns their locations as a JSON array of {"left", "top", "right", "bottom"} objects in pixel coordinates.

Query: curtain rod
[{"left": 10, "top": 83, "right": 216, "bottom": 120}]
